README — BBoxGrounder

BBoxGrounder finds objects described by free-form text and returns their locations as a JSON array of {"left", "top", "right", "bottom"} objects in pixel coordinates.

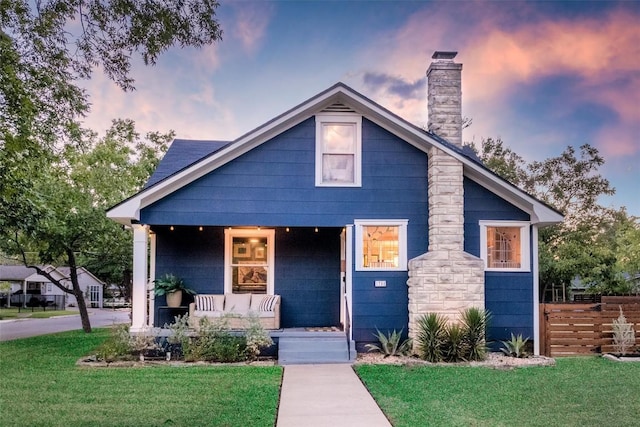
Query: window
[
  {"left": 316, "top": 114, "right": 362, "bottom": 186},
  {"left": 479, "top": 221, "right": 530, "bottom": 272},
  {"left": 224, "top": 229, "right": 275, "bottom": 294},
  {"left": 355, "top": 220, "right": 408, "bottom": 271}
]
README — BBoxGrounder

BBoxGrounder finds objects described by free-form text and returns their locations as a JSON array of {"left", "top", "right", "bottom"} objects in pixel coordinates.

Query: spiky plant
[
  {"left": 501, "top": 333, "right": 530, "bottom": 358},
  {"left": 416, "top": 313, "right": 448, "bottom": 362},
  {"left": 365, "top": 328, "right": 413, "bottom": 357},
  {"left": 443, "top": 323, "right": 469, "bottom": 362},
  {"left": 460, "top": 307, "right": 492, "bottom": 361}
]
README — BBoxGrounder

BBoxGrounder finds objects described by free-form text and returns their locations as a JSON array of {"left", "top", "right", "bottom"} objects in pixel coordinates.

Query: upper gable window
[{"left": 315, "top": 114, "right": 362, "bottom": 187}]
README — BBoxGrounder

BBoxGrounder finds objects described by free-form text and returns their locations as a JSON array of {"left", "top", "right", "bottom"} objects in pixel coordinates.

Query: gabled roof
[{"left": 107, "top": 83, "right": 563, "bottom": 226}]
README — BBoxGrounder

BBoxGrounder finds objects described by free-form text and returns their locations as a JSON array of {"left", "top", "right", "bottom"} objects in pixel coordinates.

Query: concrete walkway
[{"left": 277, "top": 364, "right": 392, "bottom": 427}]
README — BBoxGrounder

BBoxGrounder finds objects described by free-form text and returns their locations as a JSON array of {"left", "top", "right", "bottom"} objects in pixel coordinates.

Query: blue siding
[
  {"left": 143, "top": 118, "right": 428, "bottom": 337},
  {"left": 140, "top": 118, "right": 427, "bottom": 228},
  {"left": 464, "top": 178, "right": 534, "bottom": 342},
  {"left": 275, "top": 227, "right": 341, "bottom": 327}
]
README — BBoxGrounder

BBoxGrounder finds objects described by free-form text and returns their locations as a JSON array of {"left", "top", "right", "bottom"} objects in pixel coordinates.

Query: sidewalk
[{"left": 276, "top": 364, "right": 392, "bottom": 427}]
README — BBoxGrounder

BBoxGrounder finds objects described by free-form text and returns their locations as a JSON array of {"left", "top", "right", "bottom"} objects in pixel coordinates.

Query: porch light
[
  {"left": 315, "top": 227, "right": 318, "bottom": 233},
  {"left": 170, "top": 226, "right": 174, "bottom": 231},
  {"left": 286, "top": 227, "right": 290, "bottom": 232},
  {"left": 199, "top": 226, "right": 203, "bottom": 231}
]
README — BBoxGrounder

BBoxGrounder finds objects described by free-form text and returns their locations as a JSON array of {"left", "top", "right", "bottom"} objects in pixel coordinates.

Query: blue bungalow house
[{"left": 107, "top": 52, "right": 562, "bottom": 356}]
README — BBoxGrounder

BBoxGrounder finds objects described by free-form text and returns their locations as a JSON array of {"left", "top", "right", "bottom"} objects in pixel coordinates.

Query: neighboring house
[
  {"left": 0, "top": 265, "right": 104, "bottom": 308},
  {"left": 107, "top": 52, "right": 563, "bottom": 355}
]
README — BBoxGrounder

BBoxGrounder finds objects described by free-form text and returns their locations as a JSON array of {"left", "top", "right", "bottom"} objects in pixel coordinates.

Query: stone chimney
[
  {"left": 427, "top": 51, "right": 463, "bottom": 147},
  {"left": 406, "top": 51, "right": 485, "bottom": 348}
]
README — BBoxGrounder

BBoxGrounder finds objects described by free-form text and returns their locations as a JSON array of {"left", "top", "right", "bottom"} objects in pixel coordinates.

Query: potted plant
[{"left": 153, "top": 274, "right": 195, "bottom": 307}]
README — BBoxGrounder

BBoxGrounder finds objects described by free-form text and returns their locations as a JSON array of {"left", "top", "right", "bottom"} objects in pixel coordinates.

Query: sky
[{"left": 81, "top": 0, "right": 640, "bottom": 216}]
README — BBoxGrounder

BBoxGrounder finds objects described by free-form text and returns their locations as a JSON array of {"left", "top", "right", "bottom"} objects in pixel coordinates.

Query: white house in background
[{"left": 0, "top": 265, "right": 104, "bottom": 308}]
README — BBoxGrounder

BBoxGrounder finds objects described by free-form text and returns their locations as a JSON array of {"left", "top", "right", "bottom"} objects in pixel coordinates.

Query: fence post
[{"left": 539, "top": 304, "right": 547, "bottom": 357}]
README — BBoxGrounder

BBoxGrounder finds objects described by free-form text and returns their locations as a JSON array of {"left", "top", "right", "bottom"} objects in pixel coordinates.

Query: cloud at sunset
[{"left": 360, "top": 4, "right": 640, "bottom": 158}]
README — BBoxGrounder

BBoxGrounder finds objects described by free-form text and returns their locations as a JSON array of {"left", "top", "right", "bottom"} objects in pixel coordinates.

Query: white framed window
[
  {"left": 479, "top": 221, "right": 530, "bottom": 272},
  {"left": 224, "top": 228, "right": 275, "bottom": 294},
  {"left": 315, "top": 114, "right": 362, "bottom": 187},
  {"left": 355, "top": 220, "right": 408, "bottom": 271}
]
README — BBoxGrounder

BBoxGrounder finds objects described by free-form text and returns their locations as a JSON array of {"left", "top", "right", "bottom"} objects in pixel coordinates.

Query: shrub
[
  {"left": 416, "top": 313, "right": 448, "bottom": 362},
  {"left": 612, "top": 306, "right": 636, "bottom": 355},
  {"left": 183, "top": 315, "right": 250, "bottom": 363},
  {"left": 460, "top": 307, "right": 491, "bottom": 361},
  {"left": 365, "top": 328, "right": 413, "bottom": 357},
  {"left": 96, "top": 324, "right": 134, "bottom": 362},
  {"left": 244, "top": 312, "right": 274, "bottom": 360},
  {"left": 501, "top": 333, "right": 529, "bottom": 358},
  {"left": 442, "top": 324, "right": 469, "bottom": 362}
]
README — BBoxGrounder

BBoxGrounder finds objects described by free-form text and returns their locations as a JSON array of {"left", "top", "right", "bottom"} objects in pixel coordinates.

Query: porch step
[{"left": 278, "top": 336, "right": 356, "bottom": 365}]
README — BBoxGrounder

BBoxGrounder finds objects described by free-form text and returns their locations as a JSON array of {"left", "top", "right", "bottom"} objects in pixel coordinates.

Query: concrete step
[{"left": 278, "top": 336, "right": 357, "bottom": 365}]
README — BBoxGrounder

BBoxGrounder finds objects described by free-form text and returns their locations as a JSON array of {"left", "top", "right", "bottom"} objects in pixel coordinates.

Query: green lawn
[
  {"left": 0, "top": 307, "right": 80, "bottom": 319},
  {"left": 355, "top": 358, "right": 640, "bottom": 427},
  {"left": 0, "top": 330, "right": 282, "bottom": 427}
]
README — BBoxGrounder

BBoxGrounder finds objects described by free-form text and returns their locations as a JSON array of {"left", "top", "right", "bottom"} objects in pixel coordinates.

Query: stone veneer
[{"left": 407, "top": 52, "right": 485, "bottom": 344}]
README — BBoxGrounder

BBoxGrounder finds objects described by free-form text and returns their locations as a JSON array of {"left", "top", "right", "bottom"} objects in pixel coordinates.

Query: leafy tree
[
  {"left": 1, "top": 1, "right": 222, "bottom": 331},
  {"left": 471, "top": 138, "right": 634, "bottom": 300}
]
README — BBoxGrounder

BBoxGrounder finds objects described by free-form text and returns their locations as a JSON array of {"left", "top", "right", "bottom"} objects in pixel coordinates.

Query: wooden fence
[{"left": 539, "top": 296, "right": 640, "bottom": 357}]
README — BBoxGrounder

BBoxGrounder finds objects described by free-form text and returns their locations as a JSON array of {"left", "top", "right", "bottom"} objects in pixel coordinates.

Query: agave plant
[
  {"left": 460, "top": 307, "right": 492, "bottom": 361},
  {"left": 416, "top": 313, "right": 448, "bottom": 362},
  {"left": 365, "top": 328, "right": 413, "bottom": 357},
  {"left": 501, "top": 333, "right": 530, "bottom": 358}
]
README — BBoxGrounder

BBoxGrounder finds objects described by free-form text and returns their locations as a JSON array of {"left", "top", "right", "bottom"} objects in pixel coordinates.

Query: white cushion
[
  {"left": 250, "top": 294, "right": 263, "bottom": 311},
  {"left": 224, "top": 293, "right": 251, "bottom": 314}
]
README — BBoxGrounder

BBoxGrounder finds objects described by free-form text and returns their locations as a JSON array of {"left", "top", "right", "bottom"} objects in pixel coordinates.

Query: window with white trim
[
  {"left": 315, "top": 114, "right": 362, "bottom": 186},
  {"left": 479, "top": 221, "right": 530, "bottom": 272},
  {"left": 224, "top": 229, "right": 275, "bottom": 294},
  {"left": 355, "top": 220, "right": 408, "bottom": 271}
]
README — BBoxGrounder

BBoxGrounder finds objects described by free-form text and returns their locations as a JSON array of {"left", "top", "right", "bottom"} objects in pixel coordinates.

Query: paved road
[{"left": 0, "top": 308, "right": 131, "bottom": 341}]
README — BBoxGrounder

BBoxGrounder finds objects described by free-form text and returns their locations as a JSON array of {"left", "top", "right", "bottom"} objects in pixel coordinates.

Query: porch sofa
[{"left": 189, "top": 293, "right": 281, "bottom": 330}]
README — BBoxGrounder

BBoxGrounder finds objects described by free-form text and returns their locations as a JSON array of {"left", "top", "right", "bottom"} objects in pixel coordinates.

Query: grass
[
  {"left": 0, "top": 329, "right": 282, "bottom": 427},
  {"left": 0, "top": 307, "right": 80, "bottom": 319},
  {"left": 355, "top": 358, "right": 640, "bottom": 427}
]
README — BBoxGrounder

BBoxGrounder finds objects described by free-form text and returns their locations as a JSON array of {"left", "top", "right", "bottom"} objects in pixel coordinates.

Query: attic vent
[{"left": 321, "top": 103, "right": 356, "bottom": 113}]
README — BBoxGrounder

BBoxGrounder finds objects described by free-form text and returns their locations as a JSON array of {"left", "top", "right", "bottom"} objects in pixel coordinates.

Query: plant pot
[{"left": 166, "top": 291, "right": 182, "bottom": 307}]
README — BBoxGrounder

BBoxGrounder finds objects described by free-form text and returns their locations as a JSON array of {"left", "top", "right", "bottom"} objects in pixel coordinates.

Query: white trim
[
  {"left": 479, "top": 221, "right": 531, "bottom": 272},
  {"left": 224, "top": 228, "right": 275, "bottom": 295},
  {"left": 345, "top": 225, "right": 354, "bottom": 341},
  {"left": 532, "top": 225, "right": 540, "bottom": 356},
  {"left": 315, "top": 113, "right": 362, "bottom": 187},
  {"left": 131, "top": 224, "right": 149, "bottom": 332},
  {"left": 106, "top": 84, "right": 562, "bottom": 228},
  {"left": 148, "top": 232, "right": 156, "bottom": 328},
  {"left": 354, "top": 219, "right": 408, "bottom": 271}
]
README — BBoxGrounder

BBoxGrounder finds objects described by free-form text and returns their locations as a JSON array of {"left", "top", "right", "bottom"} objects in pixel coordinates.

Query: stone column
[{"left": 407, "top": 52, "right": 485, "bottom": 346}]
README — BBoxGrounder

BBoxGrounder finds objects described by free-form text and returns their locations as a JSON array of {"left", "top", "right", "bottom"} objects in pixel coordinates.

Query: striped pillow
[
  {"left": 258, "top": 295, "right": 279, "bottom": 312},
  {"left": 195, "top": 295, "right": 216, "bottom": 311}
]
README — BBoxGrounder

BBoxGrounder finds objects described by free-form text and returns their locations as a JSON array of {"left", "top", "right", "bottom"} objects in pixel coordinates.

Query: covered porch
[{"left": 130, "top": 224, "right": 353, "bottom": 337}]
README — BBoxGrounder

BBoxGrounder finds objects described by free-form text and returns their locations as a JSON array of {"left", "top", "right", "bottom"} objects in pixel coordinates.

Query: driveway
[{"left": 0, "top": 308, "right": 130, "bottom": 341}]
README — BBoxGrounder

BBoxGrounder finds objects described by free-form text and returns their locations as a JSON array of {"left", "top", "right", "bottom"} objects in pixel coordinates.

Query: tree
[
  {"left": 1, "top": 1, "right": 222, "bottom": 331},
  {"left": 471, "top": 138, "right": 631, "bottom": 300},
  {"left": 1, "top": 120, "right": 171, "bottom": 331}
]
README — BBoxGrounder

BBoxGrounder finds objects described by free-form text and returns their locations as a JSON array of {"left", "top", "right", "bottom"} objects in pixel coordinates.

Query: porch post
[
  {"left": 148, "top": 231, "right": 156, "bottom": 328},
  {"left": 532, "top": 225, "right": 540, "bottom": 356},
  {"left": 345, "top": 225, "right": 353, "bottom": 341},
  {"left": 131, "top": 224, "right": 149, "bottom": 332}
]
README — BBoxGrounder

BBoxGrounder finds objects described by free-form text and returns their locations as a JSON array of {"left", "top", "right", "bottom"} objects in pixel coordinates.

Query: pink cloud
[
  {"left": 227, "top": 2, "right": 273, "bottom": 54},
  {"left": 362, "top": 3, "right": 640, "bottom": 158}
]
